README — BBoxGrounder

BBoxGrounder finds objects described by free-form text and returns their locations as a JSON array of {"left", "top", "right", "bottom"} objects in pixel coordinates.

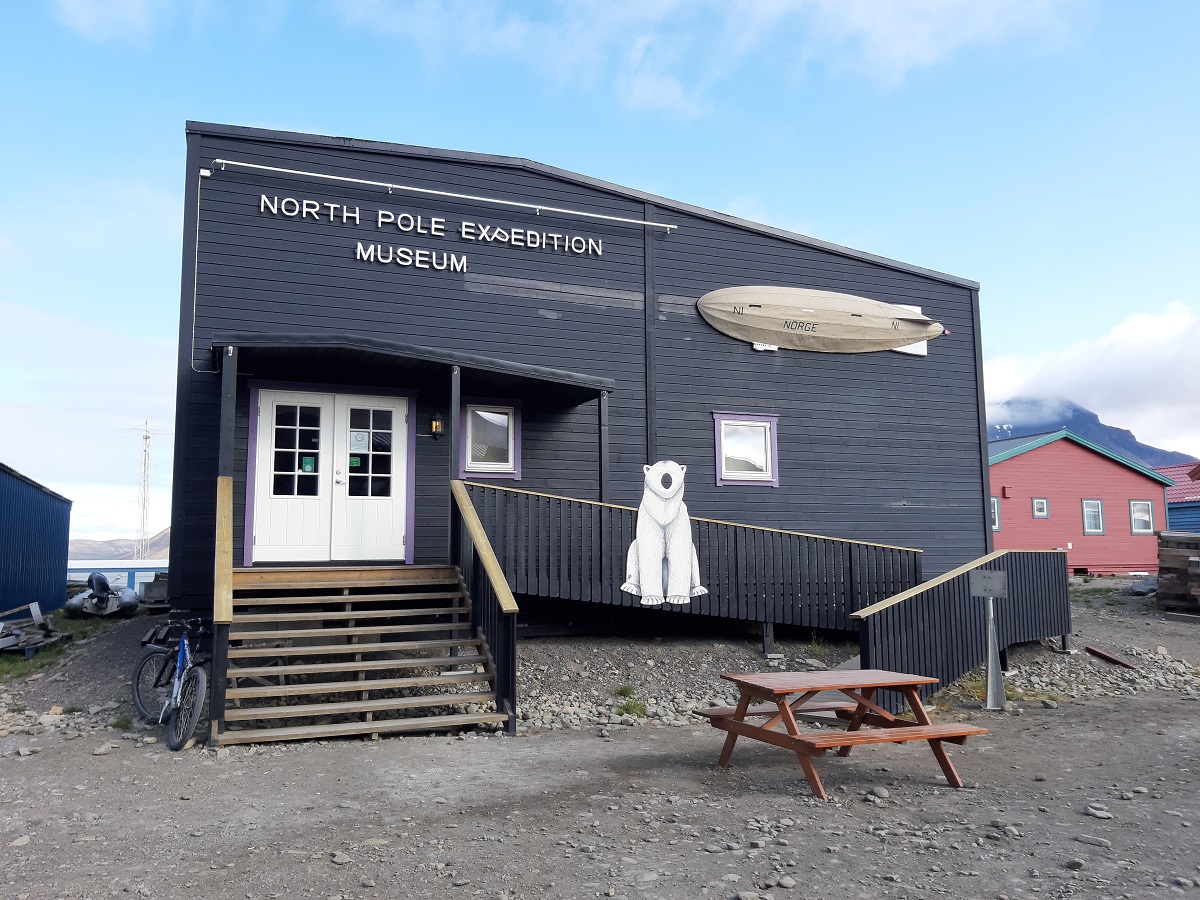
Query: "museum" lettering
[{"left": 356, "top": 242, "right": 467, "bottom": 272}]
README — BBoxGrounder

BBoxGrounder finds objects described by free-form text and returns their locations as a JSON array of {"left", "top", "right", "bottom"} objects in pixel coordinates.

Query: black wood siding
[
  {"left": 650, "top": 211, "right": 986, "bottom": 574},
  {"left": 170, "top": 123, "right": 986, "bottom": 609}
]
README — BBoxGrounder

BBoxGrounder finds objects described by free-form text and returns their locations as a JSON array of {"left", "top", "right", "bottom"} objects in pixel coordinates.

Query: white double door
[{"left": 252, "top": 390, "right": 408, "bottom": 562}]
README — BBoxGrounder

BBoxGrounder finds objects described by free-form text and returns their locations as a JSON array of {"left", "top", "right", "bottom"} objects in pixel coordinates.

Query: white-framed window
[
  {"left": 461, "top": 402, "right": 521, "bottom": 478},
  {"left": 1032, "top": 498, "right": 1049, "bottom": 519},
  {"left": 1082, "top": 499, "right": 1104, "bottom": 535},
  {"left": 990, "top": 497, "right": 1001, "bottom": 531},
  {"left": 713, "top": 412, "right": 778, "bottom": 486},
  {"left": 1130, "top": 500, "right": 1154, "bottom": 535}
]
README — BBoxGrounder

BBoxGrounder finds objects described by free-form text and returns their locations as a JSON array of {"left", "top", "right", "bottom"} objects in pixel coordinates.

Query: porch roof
[{"left": 211, "top": 331, "right": 615, "bottom": 403}]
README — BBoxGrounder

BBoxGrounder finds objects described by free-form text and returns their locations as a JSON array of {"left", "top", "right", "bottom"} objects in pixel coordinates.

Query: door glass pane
[
  {"left": 721, "top": 422, "right": 769, "bottom": 476},
  {"left": 347, "top": 407, "right": 394, "bottom": 497},
  {"left": 467, "top": 408, "right": 512, "bottom": 468},
  {"left": 271, "top": 403, "right": 320, "bottom": 497}
]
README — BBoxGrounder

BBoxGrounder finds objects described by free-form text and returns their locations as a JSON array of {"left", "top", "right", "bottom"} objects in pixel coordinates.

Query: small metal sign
[
  {"left": 300, "top": 456, "right": 315, "bottom": 473},
  {"left": 969, "top": 569, "right": 1008, "bottom": 598}
]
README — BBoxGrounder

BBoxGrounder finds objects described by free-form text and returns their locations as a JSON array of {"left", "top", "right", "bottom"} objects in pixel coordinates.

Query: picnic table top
[{"left": 720, "top": 669, "right": 940, "bottom": 695}]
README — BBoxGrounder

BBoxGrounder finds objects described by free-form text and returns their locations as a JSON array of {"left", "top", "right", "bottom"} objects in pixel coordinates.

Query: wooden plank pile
[{"left": 1156, "top": 531, "right": 1200, "bottom": 614}]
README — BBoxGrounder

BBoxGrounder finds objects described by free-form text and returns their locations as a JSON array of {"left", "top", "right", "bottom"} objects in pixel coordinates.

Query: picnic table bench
[{"left": 702, "top": 670, "right": 987, "bottom": 801}]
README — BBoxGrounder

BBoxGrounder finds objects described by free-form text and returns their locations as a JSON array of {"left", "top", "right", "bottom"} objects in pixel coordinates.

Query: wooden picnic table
[{"left": 699, "top": 669, "right": 987, "bottom": 801}]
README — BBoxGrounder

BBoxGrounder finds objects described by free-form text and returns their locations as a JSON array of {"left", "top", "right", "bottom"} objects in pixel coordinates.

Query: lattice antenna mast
[{"left": 135, "top": 421, "right": 151, "bottom": 559}]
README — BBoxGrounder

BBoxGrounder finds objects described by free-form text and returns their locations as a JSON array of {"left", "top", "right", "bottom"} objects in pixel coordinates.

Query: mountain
[
  {"left": 987, "top": 397, "right": 1197, "bottom": 469},
  {"left": 68, "top": 527, "right": 171, "bottom": 560}
]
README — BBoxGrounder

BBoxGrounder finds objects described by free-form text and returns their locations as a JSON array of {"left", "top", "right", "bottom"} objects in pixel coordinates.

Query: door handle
[{"left": 335, "top": 478, "right": 346, "bottom": 485}]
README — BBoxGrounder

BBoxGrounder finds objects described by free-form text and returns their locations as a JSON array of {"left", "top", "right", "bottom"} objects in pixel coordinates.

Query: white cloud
[
  {"left": 51, "top": 0, "right": 177, "bottom": 42},
  {"left": 328, "top": 0, "right": 1085, "bottom": 113},
  {"left": 49, "top": 483, "right": 174, "bottom": 542},
  {"left": 0, "top": 300, "right": 176, "bottom": 541},
  {"left": 985, "top": 302, "right": 1200, "bottom": 458},
  {"left": 797, "top": 0, "right": 1084, "bottom": 85}
]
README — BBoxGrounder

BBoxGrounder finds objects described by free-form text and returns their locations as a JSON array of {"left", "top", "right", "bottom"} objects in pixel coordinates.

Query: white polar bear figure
[{"left": 620, "top": 460, "right": 709, "bottom": 606}]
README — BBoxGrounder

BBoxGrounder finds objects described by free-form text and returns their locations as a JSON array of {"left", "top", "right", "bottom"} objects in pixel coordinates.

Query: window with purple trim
[
  {"left": 713, "top": 412, "right": 778, "bottom": 486},
  {"left": 461, "top": 402, "right": 521, "bottom": 479}
]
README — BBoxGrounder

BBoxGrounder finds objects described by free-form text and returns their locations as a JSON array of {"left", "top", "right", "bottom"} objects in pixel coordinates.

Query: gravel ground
[{"left": 2, "top": 577, "right": 1199, "bottom": 899}]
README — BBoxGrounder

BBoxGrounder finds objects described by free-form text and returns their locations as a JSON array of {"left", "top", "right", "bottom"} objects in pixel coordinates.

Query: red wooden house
[{"left": 988, "top": 430, "right": 1172, "bottom": 575}]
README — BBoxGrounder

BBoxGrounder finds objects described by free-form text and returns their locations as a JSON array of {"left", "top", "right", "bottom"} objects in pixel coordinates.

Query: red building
[{"left": 988, "top": 430, "right": 1172, "bottom": 575}]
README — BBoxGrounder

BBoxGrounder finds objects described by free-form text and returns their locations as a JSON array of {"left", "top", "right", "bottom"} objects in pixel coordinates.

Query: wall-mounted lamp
[{"left": 430, "top": 413, "right": 445, "bottom": 440}]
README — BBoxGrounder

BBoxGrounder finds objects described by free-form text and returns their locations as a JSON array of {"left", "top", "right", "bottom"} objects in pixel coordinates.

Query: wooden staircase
[{"left": 216, "top": 565, "right": 509, "bottom": 745}]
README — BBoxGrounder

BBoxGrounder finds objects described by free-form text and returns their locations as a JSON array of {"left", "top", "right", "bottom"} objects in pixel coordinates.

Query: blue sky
[{"left": 2, "top": 0, "right": 1198, "bottom": 539}]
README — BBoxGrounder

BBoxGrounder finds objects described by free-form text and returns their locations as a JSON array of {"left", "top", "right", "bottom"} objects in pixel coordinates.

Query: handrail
[
  {"left": 450, "top": 480, "right": 519, "bottom": 614},
  {"left": 461, "top": 480, "right": 922, "bottom": 554},
  {"left": 851, "top": 548, "right": 1067, "bottom": 619},
  {"left": 464, "top": 480, "right": 922, "bottom": 631},
  {"left": 854, "top": 548, "right": 1071, "bottom": 712}
]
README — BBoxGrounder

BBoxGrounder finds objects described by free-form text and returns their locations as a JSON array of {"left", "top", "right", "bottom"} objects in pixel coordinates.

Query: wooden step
[
  {"left": 232, "top": 593, "right": 463, "bottom": 609},
  {"left": 225, "top": 691, "right": 497, "bottom": 722},
  {"left": 232, "top": 565, "right": 458, "bottom": 591},
  {"left": 227, "top": 653, "right": 486, "bottom": 679},
  {"left": 233, "top": 604, "right": 466, "bottom": 623},
  {"left": 217, "top": 711, "right": 509, "bottom": 745},
  {"left": 229, "top": 622, "right": 470, "bottom": 641},
  {"left": 228, "top": 637, "right": 483, "bottom": 659},
  {"left": 226, "top": 670, "right": 489, "bottom": 700}
]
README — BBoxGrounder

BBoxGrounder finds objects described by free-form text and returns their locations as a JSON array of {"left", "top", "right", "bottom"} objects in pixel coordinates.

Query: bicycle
[{"left": 131, "top": 618, "right": 211, "bottom": 750}]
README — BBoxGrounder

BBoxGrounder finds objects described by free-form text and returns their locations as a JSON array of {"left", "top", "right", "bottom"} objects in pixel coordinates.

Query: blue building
[
  {"left": 1155, "top": 462, "right": 1200, "bottom": 531},
  {"left": 1, "top": 462, "right": 72, "bottom": 618}
]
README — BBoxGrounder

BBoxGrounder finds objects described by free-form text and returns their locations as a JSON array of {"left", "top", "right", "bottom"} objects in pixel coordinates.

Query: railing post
[
  {"left": 858, "top": 619, "right": 872, "bottom": 669},
  {"left": 502, "top": 612, "right": 517, "bottom": 735},
  {"left": 599, "top": 391, "right": 610, "bottom": 503},
  {"left": 448, "top": 365, "right": 460, "bottom": 561},
  {"left": 208, "top": 345, "right": 236, "bottom": 745}
]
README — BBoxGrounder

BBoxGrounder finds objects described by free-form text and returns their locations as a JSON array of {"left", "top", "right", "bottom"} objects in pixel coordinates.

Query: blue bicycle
[{"left": 131, "top": 618, "right": 210, "bottom": 750}]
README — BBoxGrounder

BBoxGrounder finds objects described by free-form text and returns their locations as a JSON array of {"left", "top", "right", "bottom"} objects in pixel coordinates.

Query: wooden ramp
[{"left": 216, "top": 565, "right": 508, "bottom": 745}]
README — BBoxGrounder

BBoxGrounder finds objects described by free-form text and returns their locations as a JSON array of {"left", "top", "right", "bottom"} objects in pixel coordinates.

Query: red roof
[{"left": 1154, "top": 462, "right": 1200, "bottom": 504}]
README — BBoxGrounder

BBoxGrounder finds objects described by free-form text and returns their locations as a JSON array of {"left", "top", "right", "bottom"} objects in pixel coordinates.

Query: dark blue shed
[
  {"left": 1, "top": 462, "right": 72, "bottom": 618},
  {"left": 1155, "top": 462, "right": 1200, "bottom": 532}
]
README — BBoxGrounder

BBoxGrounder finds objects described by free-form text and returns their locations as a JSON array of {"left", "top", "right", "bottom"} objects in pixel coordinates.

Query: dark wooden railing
[
  {"left": 463, "top": 482, "right": 923, "bottom": 632},
  {"left": 449, "top": 480, "right": 519, "bottom": 734},
  {"left": 853, "top": 549, "right": 1070, "bottom": 709}
]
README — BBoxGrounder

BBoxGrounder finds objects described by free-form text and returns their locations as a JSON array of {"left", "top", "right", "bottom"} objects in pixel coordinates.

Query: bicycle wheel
[
  {"left": 131, "top": 650, "right": 175, "bottom": 724},
  {"left": 167, "top": 666, "right": 207, "bottom": 751}
]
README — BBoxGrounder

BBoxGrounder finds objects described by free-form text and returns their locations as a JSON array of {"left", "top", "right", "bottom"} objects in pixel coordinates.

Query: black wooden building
[{"left": 169, "top": 122, "right": 994, "bottom": 744}]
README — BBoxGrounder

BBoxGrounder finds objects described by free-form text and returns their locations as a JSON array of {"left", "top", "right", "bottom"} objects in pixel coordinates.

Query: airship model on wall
[{"left": 697, "top": 286, "right": 948, "bottom": 354}]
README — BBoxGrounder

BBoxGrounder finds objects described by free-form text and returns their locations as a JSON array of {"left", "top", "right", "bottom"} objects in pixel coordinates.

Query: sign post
[{"left": 969, "top": 569, "right": 1008, "bottom": 711}]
